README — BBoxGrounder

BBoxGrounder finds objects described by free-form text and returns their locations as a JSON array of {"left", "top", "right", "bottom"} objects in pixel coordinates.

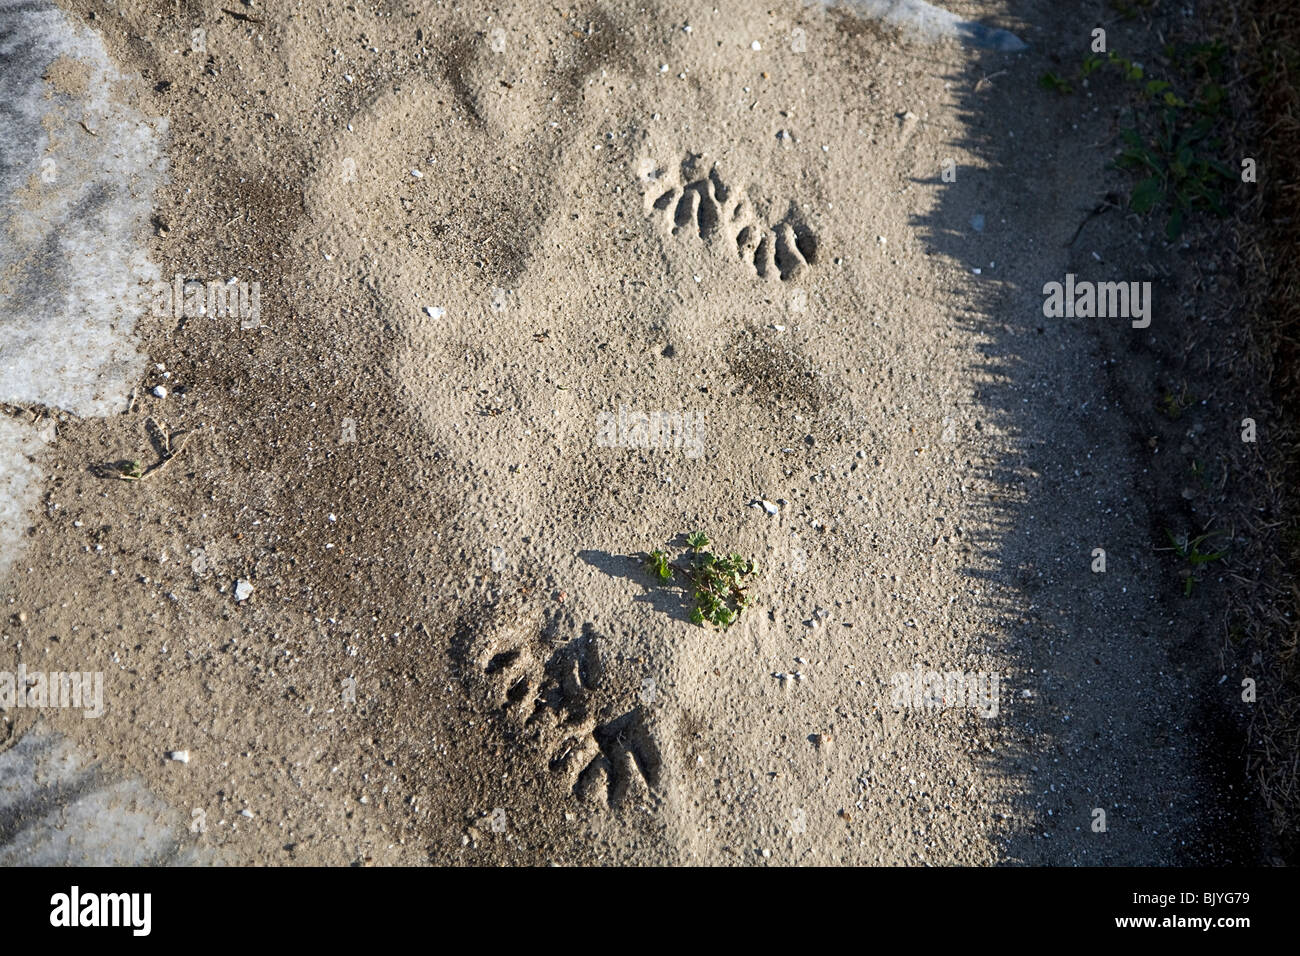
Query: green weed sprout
[
  {"left": 643, "top": 532, "right": 756, "bottom": 629},
  {"left": 1165, "top": 529, "right": 1229, "bottom": 596}
]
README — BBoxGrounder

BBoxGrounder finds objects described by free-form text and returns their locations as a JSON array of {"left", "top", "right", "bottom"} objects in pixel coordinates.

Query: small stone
[
  {"left": 751, "top": 40, "right": 762, "bottom": 51},
  {"left": 234, "top": 579, "right": 254, "bottom": 602},
  {"left": 760, "top": 499, "right": 779, "bottom": 515},
  {"left": 410, "top": 168, "right": 423, "bottom": 178},
  {"left": 152, "top": 385, "right": 167, "bottom": 398},
  {"left": 166, "top": 750, "right": 189, "bottom": 763},
  {"left": 239, "top": 809, "right": 254, "bottom": 818},
  {"left": 424, "top": 306, "right": 445, "bottom": 319}
]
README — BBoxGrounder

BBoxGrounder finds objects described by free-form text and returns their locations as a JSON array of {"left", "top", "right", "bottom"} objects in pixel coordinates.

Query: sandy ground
[{"left": 0, "top": 0, "right": 1271, "bottom": 864}]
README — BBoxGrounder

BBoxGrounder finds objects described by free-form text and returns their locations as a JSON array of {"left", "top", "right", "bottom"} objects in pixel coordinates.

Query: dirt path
[{"left": 0, "top": 0, "right": 1267, "bottom": 864}]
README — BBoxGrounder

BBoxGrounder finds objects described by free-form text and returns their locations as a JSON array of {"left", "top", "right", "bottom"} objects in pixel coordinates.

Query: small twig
[
  {"left": 1065, "top": 196, "right": 1123, "bottom": 247},
  {"left": 139, "top": 429, "right": 194, "bottom": 480},
  {"left": 97, "top": 428, "right": 195, "bottom": 482},
  {"left": 221, "top": 8, "right": 263, "bottom": 23}
]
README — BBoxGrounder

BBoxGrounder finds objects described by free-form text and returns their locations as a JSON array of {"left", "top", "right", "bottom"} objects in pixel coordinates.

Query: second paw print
[{"left": 642, "top": 154, "right": 819, "bottom": 283}]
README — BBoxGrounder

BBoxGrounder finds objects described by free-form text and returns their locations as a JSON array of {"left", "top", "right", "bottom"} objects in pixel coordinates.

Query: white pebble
[
  {"left": 152, "top": 385, "right": 167, "bottom": 398},
  {"left": 166, "top": 750, "right": 189, "bottom": 763},
  {"left": 234, "top": 579, "right": 254, "bottom": 602}
]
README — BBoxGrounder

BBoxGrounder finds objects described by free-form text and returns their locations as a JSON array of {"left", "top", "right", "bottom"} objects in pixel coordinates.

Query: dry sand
[{"left": 0, "top": 0, "right": 1267, "bottom": 864}]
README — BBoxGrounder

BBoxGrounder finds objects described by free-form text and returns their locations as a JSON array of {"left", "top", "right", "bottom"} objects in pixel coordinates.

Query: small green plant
[
  {"left": 646, "top": 549, "right": 673, "bottom": 581},
  {"left": 1109, "top": 45, "right": 1232, "bottom": 238},
  {"left": 1118, "top": 115, "right": 1231, "bottom": 239},
  {"left": 1164, "top": 529, "right": 1229, "bottom": 596},
  {"left": 685, "top": 530, "right": 710, "bottom": 550},
  {"left": 643, "top": 531, "right": 756, "bottom": 629},
  {"left": 1038, "top": 71, "right": 1073, "bottom": 94},
  {"left": 1042, "top": 46, "right": 1234, "bottom": 239},
  {"left": 1159, "top": 387, "right": 1192, "bottom": 420}
]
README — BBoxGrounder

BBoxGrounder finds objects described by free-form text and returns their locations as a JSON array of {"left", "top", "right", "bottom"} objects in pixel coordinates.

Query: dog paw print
[
  {"left": 642, "top": 155, "right": 818, "bottom": 282},
  {"left": 453, "top": 601, "right": 661, "bottom": 809}
]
